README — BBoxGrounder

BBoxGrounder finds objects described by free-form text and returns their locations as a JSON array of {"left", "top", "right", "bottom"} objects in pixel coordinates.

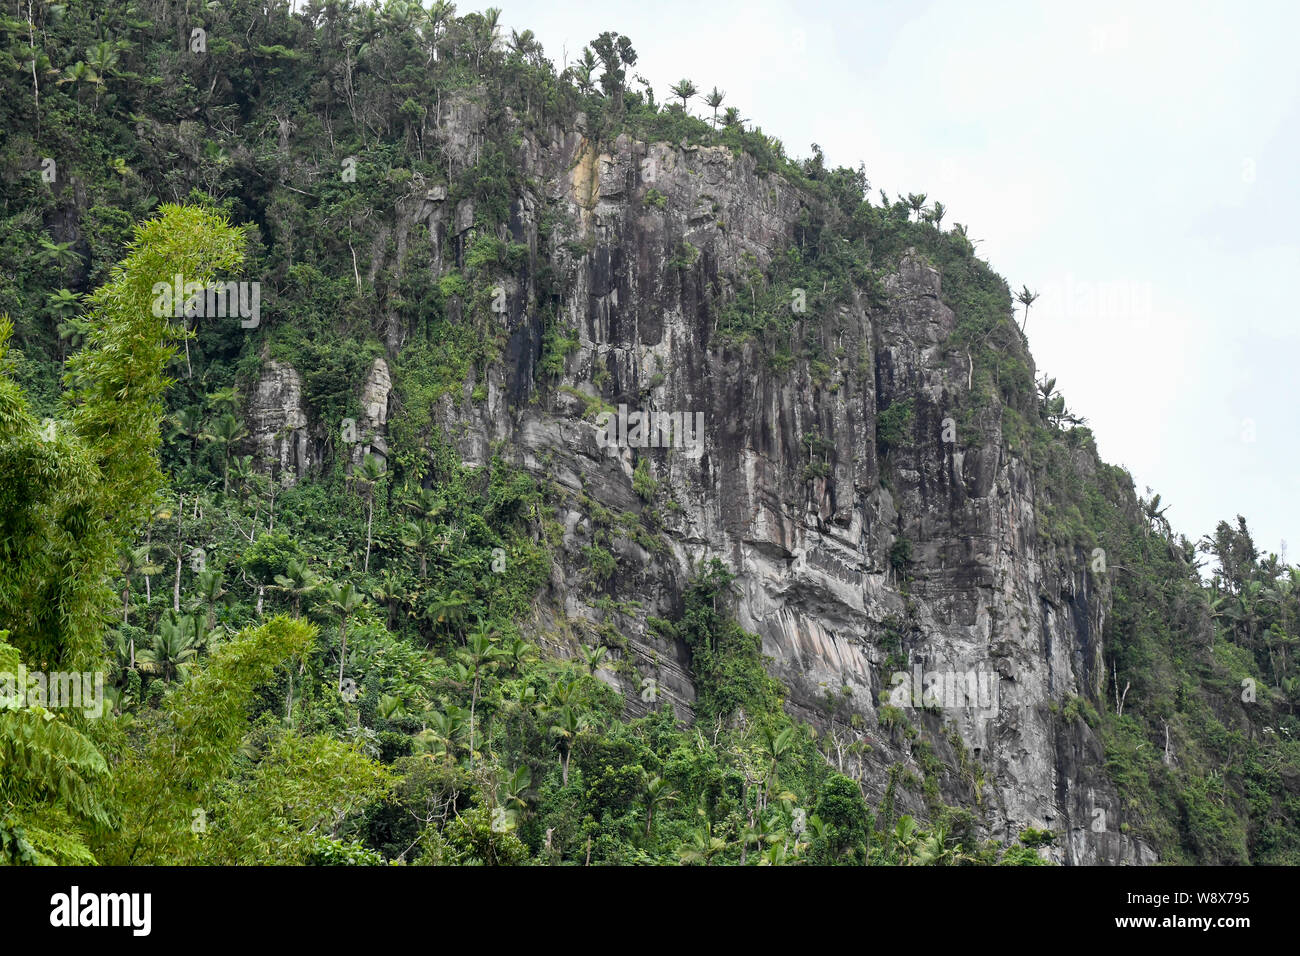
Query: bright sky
[{"left": 493, "top": 0, "right": 1300, "bottom": 560}]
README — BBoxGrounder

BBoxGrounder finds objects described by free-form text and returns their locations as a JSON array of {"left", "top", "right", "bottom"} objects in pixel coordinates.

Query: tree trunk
[
  {"left": 172, "top": 493, "right": 184, "bottom": 614},
  {"left": 364, "top": 496, "right": 374, "bottom": 572},
  {"left": 337, "top": 619, "right": 349, "bottom": 692}
]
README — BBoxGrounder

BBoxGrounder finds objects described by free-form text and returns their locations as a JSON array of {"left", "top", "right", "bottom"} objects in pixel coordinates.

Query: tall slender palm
[
  {"left": 929, "top": 200, "right": 946, "bottom": 229},
  {"left": 1016, "top": 285, "right": 1039, "bottom": 334},
  {"left": 353, "top": 453, "right": 385, "bottom": 573},
  {"left": 571, "top": 47, "right": 597, "bottom": 95},
  {"left": 369, "top": 570, "right": 406, "bottom": 630},
  {"left": 905, "top": 193, "right": 928, "bottom": 222},
  {"left": 704, "top": 86, "right": 726, "bottom": 131},
  {"left": 458, "top": 620, "right": 502, "bottom": 767},
  {"left": 759, "top": 725, "right": 796, "bottom": 808},
  {"left": 322, "top": 582, "right": 365, "bottom": 693},
  {"left": 669, "top": 78, "right": 698, "bottom": 110},
  {"left": 549, "top": 706, "right": 585, "bottom": 785},
  {"left": 116, "top": 545, "right": 161, "bottom": 668},
  {"left": 167, "top": 408, "right": 204, "bottom": 463}
]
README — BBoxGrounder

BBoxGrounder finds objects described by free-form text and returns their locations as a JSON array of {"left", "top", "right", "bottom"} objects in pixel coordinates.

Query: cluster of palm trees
[
  {"left": 899, "top": 192, "right": 948, "bottom": 230},
  {"left": 1036, "top": 376, "right": 1086, "bottom": 430},
  {"left": 167, "top": 392, "right": 250, "bottom": 496},
  {"left": 664, "top": 78, "right": 740, "bottom": 133}
]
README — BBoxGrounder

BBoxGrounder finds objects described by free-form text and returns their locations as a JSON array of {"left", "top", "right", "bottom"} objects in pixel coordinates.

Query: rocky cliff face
[{"left": 246, "top": 97, "right": 1156, "bottom": 864}]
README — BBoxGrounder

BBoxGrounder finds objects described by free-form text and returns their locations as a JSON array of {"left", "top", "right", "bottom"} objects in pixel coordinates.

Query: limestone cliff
[{"left": 246, "top": 96, "right": 1155, "bottom": 865}]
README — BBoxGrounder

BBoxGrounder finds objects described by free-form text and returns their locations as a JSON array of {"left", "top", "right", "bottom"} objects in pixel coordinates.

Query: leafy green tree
[
  {"left": 2, "top": 204, "right": 242, "bottom": 675},
  {"left": 0, "top": 636, "right": 110, "bottom": 865},
  {"left": 98, "top": 616, "right": 317, "bottom": 864}
]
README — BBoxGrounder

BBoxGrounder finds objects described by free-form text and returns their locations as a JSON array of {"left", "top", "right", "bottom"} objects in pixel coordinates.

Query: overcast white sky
[{"left": 494, "top": 0, "right": 1300, "bottom": 560}]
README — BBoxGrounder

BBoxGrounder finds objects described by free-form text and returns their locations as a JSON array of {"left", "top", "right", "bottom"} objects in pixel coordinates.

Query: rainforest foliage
[{"left": 1, "top": 0, "right": 1296, "bottom": 866}]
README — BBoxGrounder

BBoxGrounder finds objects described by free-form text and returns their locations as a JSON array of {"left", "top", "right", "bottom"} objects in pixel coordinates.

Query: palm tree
[
  {"left": 678, "top": 819, "right": 727, "bottom": 865},
  {"left": 116, "top": 545, "right": 161, "bottom": 665},
  {"left": 905, "top": 193, "right": 927, "bottom": 222},
  {"left": 473, "top": 6, "right": 500, "bottom": 71},
  {"left": 322, "top": 582, "right": 365, "bottom": 693},
  {"left": 499, "top": 764, "right": 533, "bottom": 825},
  {"left": 205, "top": 386, "right": 239, "bottom": 417},
  {"left": 913, "top": 823, "right": 957, "bottom": 865},
  {"left": 167, "top": 408, "right": 204, "bottom": 462},
  {"left": 929, "top": 200, "right": 946, "bottom": 230},
  {"left": 194, "top": 569, "right": 226, "bottom": 632},
  {"left": 201, "top": 412, "right": 248, "bottom": 495},
  {"left": 581, "top": 644, "right": 608, "bottom": 676},
  {"left": 549, "top": 706, "right": 585, "bottom": 785},
  {"left": 502, "top": 636, "right": 537, "bottom": 674},
  {"left": 669, "top": 78, "right": 698, "bottom": 110},
  {"left": 1143, "top": 494, "right": 1172, "bottom": 537},
  {"left": 417, "top": 707, "right": 467, "bottom": 762},
  {"left": 57, "top": 60, "right": 97, "bottom": 100},
  {"left": 401, "top": 519, "right": 438, "bottom": 578},
  {"left": 35, "top": 237, "right": 82, "bottom": 273},
  {"left": 1016, "top": 285, "right": 1039, "bottom": 334},
  {"left": 571, "top": 47, "right": 597, "bottom": 95},
  {"left": 425, "top": 589, "right": 470, "bottom": 641},
  {"left": 704, "top": 86, "right": 726, "bottom": 131},
  {"left": 722, "top": 106, "right": 745, "bottom": 129},
  {"left": 272, "top": 558, "right": 322, "bottom": 616},
  {"left": 891, "top": 814, "right": 922, "bottom": 864},
  {"left": 227, "top": 454, "right": 256, "bottom": 500},
  {"left": 138, "top": 613, "right": 200, "bottom": 682},
  {"left": 369, "top": 570, "right": 406, "bottom": 630},
  {"left": 1037, "top": 376, "right": 1058, "bottom": 412},
  {"left": 82, "top": 40, "right": 120, "bottom": 105},
  {"left": 458, "top": 619, "right": 502, "bottom": 766},
  {"left": 353, "top": 453, "right": 385, "bottom": 573},
  {"left": 759, "top": 725, "right": 796, "bottom": 808},
  {"left": 642, "top": 774, "right": 679, "bottom": 837}
]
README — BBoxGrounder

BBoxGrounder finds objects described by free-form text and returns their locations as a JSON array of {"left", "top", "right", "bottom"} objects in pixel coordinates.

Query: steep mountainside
[{"left": 3, "top": 0, "right": 1297, "bottom": 866}]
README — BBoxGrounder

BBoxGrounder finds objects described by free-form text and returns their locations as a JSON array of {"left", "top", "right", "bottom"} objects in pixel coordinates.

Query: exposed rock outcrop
[{"left": 248, "top": 359, "right": 310, "bottom": 485}]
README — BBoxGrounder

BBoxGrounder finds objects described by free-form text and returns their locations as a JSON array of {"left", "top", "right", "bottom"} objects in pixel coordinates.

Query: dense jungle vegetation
[{"left": 1, "top": 0, "right": 1296, "bottom": 865}]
